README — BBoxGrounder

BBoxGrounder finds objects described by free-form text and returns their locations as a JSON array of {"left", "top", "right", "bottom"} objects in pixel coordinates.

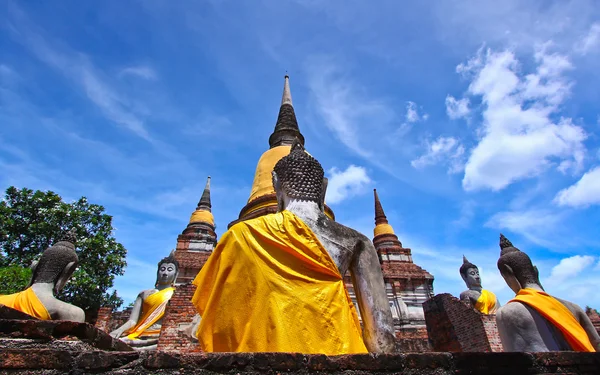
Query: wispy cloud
[
  {"left": 574, "top": 22, "right": 600, "bottom": 55},
  {"left": 484, "top": 208, "right": 564, "bottom": 247},
  {"left": 119, "top": 65, "right": 158, "bottom": 80},
  {"left": 411, "top": 136, "right": 465, "bottom": 174}
]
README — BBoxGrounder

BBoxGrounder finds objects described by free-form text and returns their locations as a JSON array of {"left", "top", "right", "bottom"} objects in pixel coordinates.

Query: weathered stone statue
[
  {"left": 110, "top": 252, "right": 178, "bottom": 350},
  {"left": 192, "top": 140, "right": 395, "bottom": 354},
  {"left": 0, "top": 229, "right": 85, "bottom": 322},
  {"left": 459, "top": 255, "right": 499, "bottom": 314},
  {"left": 496, "top": 234, "right": 600, "bottom": 352}
]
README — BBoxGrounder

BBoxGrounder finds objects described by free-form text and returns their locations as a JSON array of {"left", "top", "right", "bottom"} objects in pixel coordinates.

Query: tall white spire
[{"left": 281, "top": 74, "right": 293, "bottom": 106}]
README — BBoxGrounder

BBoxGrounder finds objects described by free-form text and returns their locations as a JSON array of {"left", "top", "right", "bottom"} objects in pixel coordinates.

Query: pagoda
[
  {"left": 372, "top": 189, "right": 434, "bottom": 351},
  {"left": 228, "top": 75, "right": 335, "bottom": 228}
]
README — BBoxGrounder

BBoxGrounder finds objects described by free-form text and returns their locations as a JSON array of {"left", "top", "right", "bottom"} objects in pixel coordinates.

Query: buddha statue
[
  {"left": 0, "top": 229, "right": 85, "bottom": 322},
  {"left": 459, "top": 255, "right": 500, "bottom": 314},
  {"left": 110, "top": 251, "right": 178, "bottom": 350},
  {"left": 496, "top": 234, "right": 600, "bottom": 352},
  {"left": 192, "top": 140, "right": 395, "bottom": 354}
]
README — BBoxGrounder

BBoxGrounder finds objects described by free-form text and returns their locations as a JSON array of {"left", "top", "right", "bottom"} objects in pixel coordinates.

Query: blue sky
[{"left": 1, "top": 0, "right": 600, "bottom": 310}]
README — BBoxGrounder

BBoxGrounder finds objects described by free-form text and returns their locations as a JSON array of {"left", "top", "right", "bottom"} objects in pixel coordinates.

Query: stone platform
[{"left": 0, "top": 350, "right": 599, "bottom": 374}]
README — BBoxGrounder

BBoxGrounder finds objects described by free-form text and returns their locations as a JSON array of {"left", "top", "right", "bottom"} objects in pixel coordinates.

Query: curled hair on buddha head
[
  {"left": 272, "top": 138, "right": 325, "bottom": 203},
  {"left": 30, "top": 228, "right": 79, "bottom": 286},
  {"left": 497, "top": 233, "right": 539, "bottom": 287},
  {"left": 157, "top": 250, "right": 179, "bottom": 271},
  {"left": 459, "top": 255, "right": 478, "bottom": 276}
]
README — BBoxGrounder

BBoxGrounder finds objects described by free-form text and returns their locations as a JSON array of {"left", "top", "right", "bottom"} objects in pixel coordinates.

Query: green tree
[
  {"left": 0, "top": 265, "right": 32, "bottom": 295},
  {"left": 0, "top": 186, "right": 127, "bottom": 311}
]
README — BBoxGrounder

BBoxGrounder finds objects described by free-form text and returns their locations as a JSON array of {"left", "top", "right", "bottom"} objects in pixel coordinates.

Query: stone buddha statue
[
  {"left": 496, "top": 234, "right": 600, "bottom": 352},
  {"left": 192, "top": 140, "right": 395, "bottom": 354},
  {"left": 0, "top": 229, "right": 85, "bottom": 322},
  {"left": 110, "top": 252, "right": 178, "bottom": 350},
  {"left": 459, "top": 255, "right": 499, "bottom": 314}
]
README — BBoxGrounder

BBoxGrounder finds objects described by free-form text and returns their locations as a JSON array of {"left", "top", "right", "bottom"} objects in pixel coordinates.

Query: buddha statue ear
[
  {"left": 54, "top": 261, "right": 78, "bottom": 295},
  {"left": 27, "top": 260, "right": 39, "bottom": 288},
  {"left": 319, "top": 177, "right": 328, "bottom": 212},
  {"left": 499, "top": 263, "right": 522, "bottom": 293}
]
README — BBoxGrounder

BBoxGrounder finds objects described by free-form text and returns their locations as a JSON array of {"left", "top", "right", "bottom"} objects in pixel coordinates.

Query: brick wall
[
  {"left": 156, "top": 283, "right": 201, "bottom": 352},
  {"left": 395, "top": 326, "right": 431, "bottom": 352},
  {"left": 585, "top": 307, "right": 600, "bottom": 336},
  {"left": 423, "top": 293, "right": 502, "bottom": 352},
  {"left": 93, "top": 307, "right": 132, "bottom": 335}
]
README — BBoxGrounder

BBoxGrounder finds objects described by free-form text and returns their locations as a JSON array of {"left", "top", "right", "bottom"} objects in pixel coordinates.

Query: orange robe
[
  {"left": 192, "top": 210, "right": 367, "bottom": 354},
  {"left": 474, "top": 289, "right": 498, "bottom": 314},
  {"left": 0, "top": 287, "right": 51, "bottom": 320},
  {"left": 510, "top": 288, "right": 595, "bottom": 352},
  {"left": 125, "top": 287, "right": 175, "bottom": 340}
]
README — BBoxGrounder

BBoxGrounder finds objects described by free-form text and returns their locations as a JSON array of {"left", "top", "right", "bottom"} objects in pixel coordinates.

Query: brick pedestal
[
  {"left": 157, "top": 283, "right": 201, "bottom": 352},
  {"left": 423, "top": 293, "right": 503, "bottom": 352}
]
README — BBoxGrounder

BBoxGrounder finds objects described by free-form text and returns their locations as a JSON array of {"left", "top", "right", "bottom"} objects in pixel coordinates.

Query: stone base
[
  {"left": 0, "top": 350, "right": 599, "bottom": 374},
  {"left": 0, "top": 319, "right": 132, "bottom": 352}
]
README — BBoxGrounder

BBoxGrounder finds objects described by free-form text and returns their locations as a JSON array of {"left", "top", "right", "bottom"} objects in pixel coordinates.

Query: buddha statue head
[
  {"left": 155, "top": 250, "right": 179, "bottom": 288},
  {"left": 497, "top": 234, "right": 541, "bottom": 294},
  {"left": 460, "top": 255, "right": 481, "bottom": 290},
  {"left": 29, "top": 229, "right": 79, "bottom": 295},
  {"left": 272, "top": 139, "right": 328, "bottom": 212}
]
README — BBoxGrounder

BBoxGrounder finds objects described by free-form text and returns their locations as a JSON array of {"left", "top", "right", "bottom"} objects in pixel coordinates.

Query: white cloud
[
  {"left": 549, "top": 255, "right": 596, "bottom": 283},
  {"left": 485, "top": 208, "right": 564, "bottom": 246},
  {"left": 411, "top": 136, "right": 465, "bottom": 174},
  {"left": 445, "top": 95, "right": 470, "bottom": 119},
  {"left": 554, "top": 166, "right": 600, "bottom": 208},
  {"left": 119, "top": 66, "right": 158, "bottom": 80},
  {"left": 325, "top": 165, "right": 371, "bottom": 204},
  {"left": 460, "top": 46, "right": 587, "bottom": 192},
  {"left": 575, "top": 22, "right": 600, "bottom": 55},
  {"left": 405, "top": 101, "right": 427, "bottom": 123}
]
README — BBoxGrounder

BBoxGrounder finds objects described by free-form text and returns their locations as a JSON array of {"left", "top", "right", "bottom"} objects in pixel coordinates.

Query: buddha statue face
[
  {"left": 462, "top": 267, "right": 481, "bottom": 289},
  {"left": 155, "top": 252, "right": 179, "bottom": 288},
  {"left": 459, "top": 256, "right": 481, "bottom": 289}
]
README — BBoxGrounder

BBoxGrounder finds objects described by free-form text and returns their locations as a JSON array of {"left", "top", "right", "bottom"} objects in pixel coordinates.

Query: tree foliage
[
  {"left": 0, "top": 265, "right": 31, "bottom": 295},
  {"left": 0, "top": 186, "right": 127, "bottom": 311}
]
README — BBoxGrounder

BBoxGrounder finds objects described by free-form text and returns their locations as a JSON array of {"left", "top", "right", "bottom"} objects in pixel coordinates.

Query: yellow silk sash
[
  {"left": 192, "top": 210, "right": 367, "bottom": 354},
  {"left": 510, "top": 288, "right": 595, "bottom": 352},
  {"left": 0, "top": 287, "right": 51, "bottom": 320},
  {"left": 474, "top": 289, "right": 498, "bottom": 314},
  {"left": 125, "top": 287, "right": 175, "bottom": 340}
]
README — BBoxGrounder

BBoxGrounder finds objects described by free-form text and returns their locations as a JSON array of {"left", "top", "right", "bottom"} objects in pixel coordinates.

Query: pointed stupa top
[
  {"left": 197, "top": 176, "right": 212, "bottom": 212},
  {"left": 281, "top": 74, "right": 292, "bottom": 105},
  {"left": 269, "top": 75, "right": 305, "bottom": 148},
  {"left": 374, "top": 189, "right": 389, "bottom": 226},
  {"left": 189, "top": 176, "right": 215, "bottom": 226},
  {"left": 373, "top": 189, "right": 398, "bottom": 240}
]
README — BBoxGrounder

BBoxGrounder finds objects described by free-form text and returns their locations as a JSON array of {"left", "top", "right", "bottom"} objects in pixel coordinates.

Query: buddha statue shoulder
[
  {"left": 192, "top": 140, "right": 395, "bottom": 354},
  {"left": 495, "top": 234, "right": 600, "bottom": 352},
  {"left": 0, "top": 229, "right": 85, "bottom": 322},
  {"left": 110, "top": 251, "right": 178, "bottom": 350},
  {"left": 459, "top": 255, "right": 500, "bottom": 314}
]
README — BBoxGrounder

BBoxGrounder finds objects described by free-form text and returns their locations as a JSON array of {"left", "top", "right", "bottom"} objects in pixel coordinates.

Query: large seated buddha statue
[
  {"left": 0, "top": 229, "right": 85, "bottom": 322},
  {"left": 459, "top": 255, "right": 499, "bottom": 314},
  {"left": 110, "top": 252, "right": 178, "bottom": 350},
  {"left": 496, "top": 234, "right": 600, "bottom": 352},
  {"left": 192, "top": 140, "right": 395, "bottom": 354}
]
